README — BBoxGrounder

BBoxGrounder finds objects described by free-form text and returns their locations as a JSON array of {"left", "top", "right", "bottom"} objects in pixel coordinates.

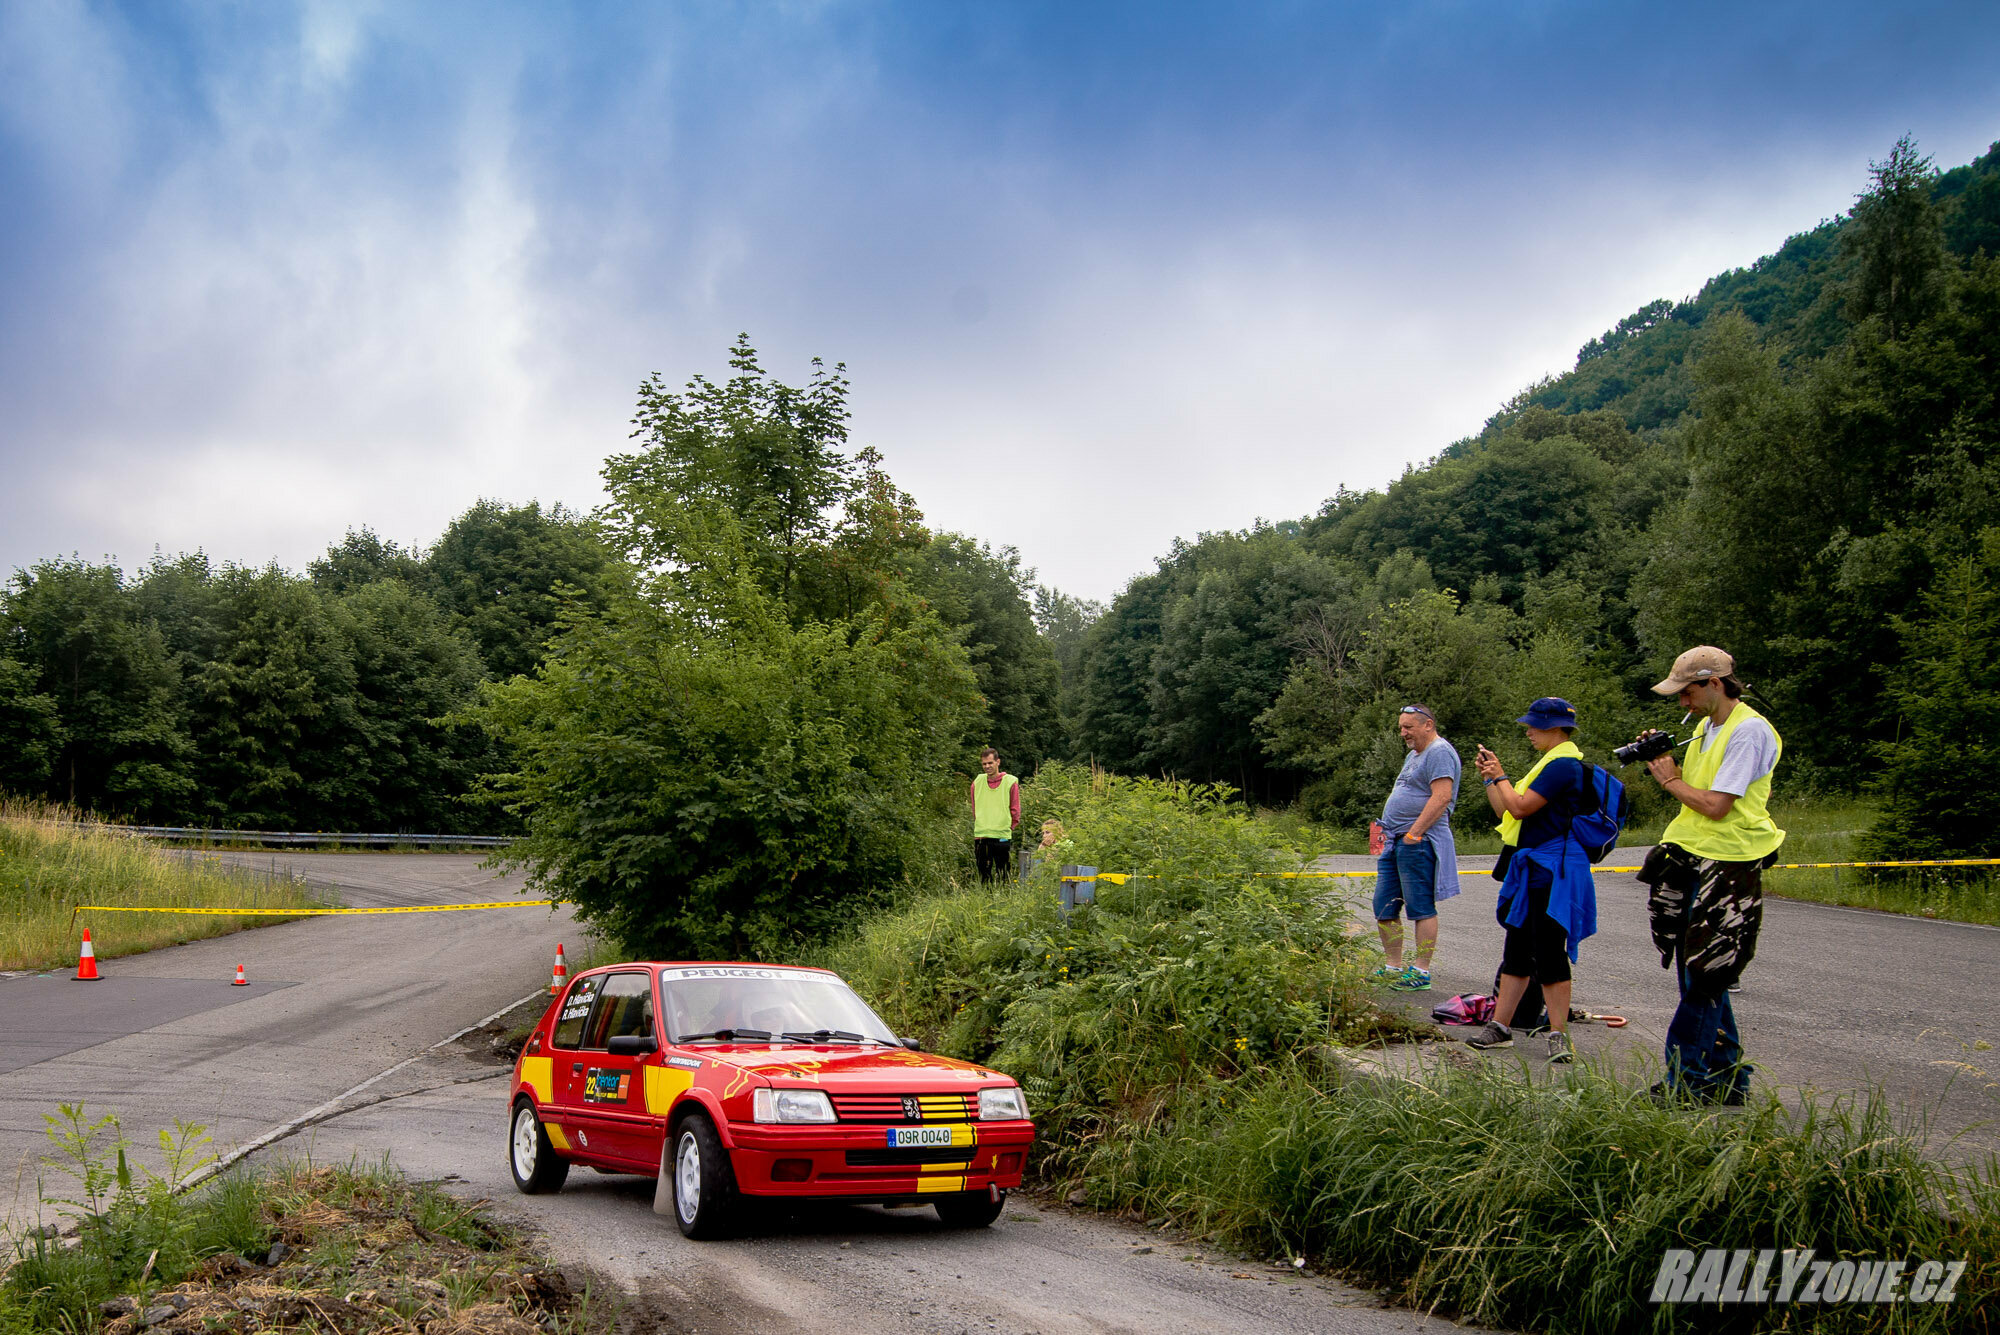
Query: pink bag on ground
[{"left": 1430, "top": 993, "right": 1496, "bottom": 1026}]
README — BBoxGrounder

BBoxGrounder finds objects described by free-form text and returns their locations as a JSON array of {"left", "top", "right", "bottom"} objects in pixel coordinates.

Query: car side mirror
[
  {"left": 607, "top": 1034, "right": 659, "bottom": 1056},
  {"left": 900, "top": 1037, "right": 923, "bottom": 1051}
]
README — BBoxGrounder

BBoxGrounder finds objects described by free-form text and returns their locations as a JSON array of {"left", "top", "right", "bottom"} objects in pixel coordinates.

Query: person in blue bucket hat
[{"left": 1467, "top": 697, "right": 1597, "bottom": 1065}]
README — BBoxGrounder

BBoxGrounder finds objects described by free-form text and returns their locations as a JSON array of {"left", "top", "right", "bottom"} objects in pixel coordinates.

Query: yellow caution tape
[
  {"left": 1061, "top": 856, "right": 2000, "bottom": 884},
  {"left": 73, "top": 899, "right": 557, "bottom": 917}
]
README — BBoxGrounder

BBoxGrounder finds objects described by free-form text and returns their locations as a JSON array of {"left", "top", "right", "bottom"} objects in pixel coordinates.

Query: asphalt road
[
  {"left": 0, "top": 851, "right": 573, "bottom": 1222},
  {"left": 1326, "top": 850, "right": 2000, "bottom": 1161},
  {"left": 247, "top": 1047, "right": 1495, "bottom": 1335}
]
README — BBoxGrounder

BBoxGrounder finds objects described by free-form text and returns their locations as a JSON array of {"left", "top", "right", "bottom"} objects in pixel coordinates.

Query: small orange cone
[
  {"left": 548, "top": 943, "right": 568, "bottom": 995},
  {"left": 231, "top": 964, "right": 249, "bottom": 986},
  {"left": 74, "top": 930, "right": 101, "bottom": 982}
]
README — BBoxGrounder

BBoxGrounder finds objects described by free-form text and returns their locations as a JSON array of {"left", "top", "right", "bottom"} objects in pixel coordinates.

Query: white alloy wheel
[
  {"left": 515, "top": 1106, "right": 543, "bottom": 1176},
  {"left": 676, "top": 1130, "right": 702, "bottom": 1224}
]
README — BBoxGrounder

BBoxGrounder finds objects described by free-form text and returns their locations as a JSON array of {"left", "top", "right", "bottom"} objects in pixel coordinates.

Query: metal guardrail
[{"left": 89, "top": 824, "right": 516, "bottom": 849}]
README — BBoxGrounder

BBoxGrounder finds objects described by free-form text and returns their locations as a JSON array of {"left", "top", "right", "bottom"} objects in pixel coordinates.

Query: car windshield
[{"left": 659, "top": 966, "right": 893, "bottom": 1044}]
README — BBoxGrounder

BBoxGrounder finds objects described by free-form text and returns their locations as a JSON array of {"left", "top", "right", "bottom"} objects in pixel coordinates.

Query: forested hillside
[{"left": 1077, "top": 135, "right": 2000, "bottom": 857}]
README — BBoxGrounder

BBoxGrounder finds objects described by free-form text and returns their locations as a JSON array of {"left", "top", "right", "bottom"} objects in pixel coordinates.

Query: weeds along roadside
[
  {"left": 824, "top": 763, "right": 1999, "bottom": 1333},
  {"left": 0, "top": 800, "right": 322, "bottom": 970},
  {"left": 1088, "top": 1056, "right": 1999, "bottom": 1335},
  {"left": 1, "top": 1105, "right": 606, "bottom": 1335}
]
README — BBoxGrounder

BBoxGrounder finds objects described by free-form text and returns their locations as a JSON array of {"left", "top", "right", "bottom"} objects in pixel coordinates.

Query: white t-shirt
[{"left": 1694, "top": 711, "right": 1778, "bottom": 797}]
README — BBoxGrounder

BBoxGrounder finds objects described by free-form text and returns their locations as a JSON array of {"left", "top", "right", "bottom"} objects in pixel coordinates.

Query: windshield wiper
[
  {"left": 675, "top": 1029, "right": 775, "bottom": 1043},
  {"left": 778, "top": 1029, "right": 867, "bottom": 1044}
]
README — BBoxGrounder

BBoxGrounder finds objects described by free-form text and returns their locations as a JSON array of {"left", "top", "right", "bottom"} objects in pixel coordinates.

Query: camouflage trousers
[{"left": 1639, "top": 843, "right": 1767, "bottom": 1003}]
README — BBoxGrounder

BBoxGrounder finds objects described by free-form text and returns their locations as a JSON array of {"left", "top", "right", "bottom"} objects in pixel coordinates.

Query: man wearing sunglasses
[
  {"left": 1637, "top": 646, "right": 1785, "bottom": 1106},
  {"left": 1372, "top": 703, "right": 1461, "bottom": 991}
]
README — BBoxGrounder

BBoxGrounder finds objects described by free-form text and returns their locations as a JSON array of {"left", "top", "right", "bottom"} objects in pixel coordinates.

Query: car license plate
[{"left": 889, "top": 1125, "right": 954, "bottom": 1149}]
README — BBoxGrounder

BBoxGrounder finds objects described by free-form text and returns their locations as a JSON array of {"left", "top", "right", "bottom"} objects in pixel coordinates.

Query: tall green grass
[
  {"left": 0, "top": 801, "right": 320, "bottom": 970},
  {"left": 1083, "top": 1057, "right": 1998, "bottom": 1334}
]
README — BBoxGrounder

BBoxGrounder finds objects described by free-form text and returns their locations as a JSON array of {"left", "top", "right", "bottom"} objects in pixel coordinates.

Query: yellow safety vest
[
  {"left": 1496, "top": 740, "right": 1583, "bottom": 847},
  {"left": 973, "top": 773, "right": 1018, "bottom": 839},
  {"left": 1662, "top": 701, "right": 1785, "bottom": 861}
]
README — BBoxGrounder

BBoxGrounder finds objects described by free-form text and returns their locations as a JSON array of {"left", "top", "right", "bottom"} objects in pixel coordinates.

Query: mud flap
[{"left": 652, "top": 1134, "right": 675, "bottom": 1217}]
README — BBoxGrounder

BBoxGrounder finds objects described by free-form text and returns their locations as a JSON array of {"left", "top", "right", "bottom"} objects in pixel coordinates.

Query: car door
[
  {"left": 538, "top": 973, "right": 604, "bottom": 1159},
  {"left": 564, "top": 970, "right": 662, "bottom": 1169}
]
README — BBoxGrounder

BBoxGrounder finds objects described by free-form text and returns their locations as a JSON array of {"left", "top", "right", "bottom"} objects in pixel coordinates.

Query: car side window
[
  {"left": 581, "top": 972, "right": 655, "bottom": 1050},
  {"left": 551, "top": 975, "right": 601, "bottom": 1050}
]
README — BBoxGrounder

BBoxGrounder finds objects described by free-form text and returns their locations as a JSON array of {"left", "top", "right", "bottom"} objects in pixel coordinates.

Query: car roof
[{"left": 574, "top": 961, "right": 841, "bottom": 977}]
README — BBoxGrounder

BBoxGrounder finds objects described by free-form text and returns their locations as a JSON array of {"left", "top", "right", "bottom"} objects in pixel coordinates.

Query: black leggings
[{"left": 1498, "top": 865, "right": 1572, "bottom": 985}]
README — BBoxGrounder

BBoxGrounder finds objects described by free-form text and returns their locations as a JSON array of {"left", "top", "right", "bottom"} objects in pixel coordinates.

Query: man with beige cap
[{"left": 1635, "top": 646, "right": 1785, "bottom": 1105}]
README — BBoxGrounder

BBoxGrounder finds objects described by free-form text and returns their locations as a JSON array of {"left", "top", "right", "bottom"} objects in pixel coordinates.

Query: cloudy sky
[{"left": 5, "top": 3, "right": 1999, "bottom": 602}]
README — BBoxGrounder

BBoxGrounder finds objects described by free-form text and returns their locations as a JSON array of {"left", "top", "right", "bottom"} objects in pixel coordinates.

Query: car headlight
[
  {"left": 753, "top": 1087, "right": 836, "bottom": 1124},
  {"left": 979, "top": 1086, "right": 1028, "bottom": 1121}
]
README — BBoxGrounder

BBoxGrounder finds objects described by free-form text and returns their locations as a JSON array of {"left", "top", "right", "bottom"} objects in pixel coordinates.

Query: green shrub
[{"left": 825, "top": 763, "right": 1388, "bottom": 1174}]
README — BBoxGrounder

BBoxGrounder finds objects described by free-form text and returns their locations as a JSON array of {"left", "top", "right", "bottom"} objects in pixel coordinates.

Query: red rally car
[{"left": 507, "top": 962, "right": 1035, "bottom": 1237}]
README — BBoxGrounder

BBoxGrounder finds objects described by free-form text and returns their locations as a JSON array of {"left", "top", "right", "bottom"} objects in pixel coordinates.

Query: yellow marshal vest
[
  {"left": 973, "top": 773, "right": 1019, "bottom": 839},
  {"left": 1496, "top": 739, "right": 1583, "bottom": 847},
  {"left": 1662, "top": 701, "right": 1785, "bottom": 861}
]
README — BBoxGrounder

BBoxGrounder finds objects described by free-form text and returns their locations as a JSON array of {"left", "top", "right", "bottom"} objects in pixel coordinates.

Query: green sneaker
[
  {"left": 1389, "top": 967, "right": 1432, "bottom": 992},
  {"left": 1371, "top": 964, "right": 1407, "bottom": 981}
]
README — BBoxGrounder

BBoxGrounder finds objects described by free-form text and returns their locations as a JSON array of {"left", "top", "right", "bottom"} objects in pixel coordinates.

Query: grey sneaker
[
  {"left": 1465, "top": 1021, "right": 1512, "bottom": 1050},
  {"left": 1546, "top": 1031, "right": 1575, "bottom": 1065}
]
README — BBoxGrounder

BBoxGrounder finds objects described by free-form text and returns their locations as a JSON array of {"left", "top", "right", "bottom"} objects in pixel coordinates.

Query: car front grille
[
  {"left": 830, "top": 1092, "right": 977, "bottom": 1124},
  {"left": 843, "top": 1147, "right": 978, "bottom": 1168}
]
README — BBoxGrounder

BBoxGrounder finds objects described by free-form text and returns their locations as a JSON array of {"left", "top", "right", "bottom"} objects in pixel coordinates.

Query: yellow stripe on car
[
  {"left": 518, "top": 1055, "right": 555, "bottom": 1105},
  {"left": 916, "top": 1175, "right": 966, "bottom": 1193},
  {"left": 644, "top": 1065, "right": 695, "bottom": 1116}
]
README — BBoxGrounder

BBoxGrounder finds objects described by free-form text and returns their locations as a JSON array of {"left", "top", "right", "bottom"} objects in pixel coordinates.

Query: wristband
[{"left": 1483, "top": 776, "right": 1505, "bottom": 787}]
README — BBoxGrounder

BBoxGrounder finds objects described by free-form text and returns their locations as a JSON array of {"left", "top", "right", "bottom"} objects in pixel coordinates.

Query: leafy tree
[
  {"left": 916, "top": 535, "right": 1062, "bottom": 771},
  {"left": 422, "top": 501, "right": 621, "bottom": 680},
  {"left": 608, "top": 335, "right": 853, "bottom": 614},
  {"left": 0, "top": 654, "right": 62, "bottom": 794},
  {"left": 2, "top": 560, "right": 191, "bottom": 815},
  {"left": 1032, "top": 584, "right": 1104, "bottom": 755},
  {"left": 1842, "top": 134, "right": 1949, "bottom": 340},
  {"left": 1865, "top": 529, "right": 2000, "bottom": 858},
  {"left": 183, "top": 566, "right": 362, "bottom": 827},
  {"left": 336, "top": 580, "right": 495, "bottom": 831},
  {"left": 309, "top": 528, "right": 425, "bottom": 595},
  {"left": 482, "top": 343, "right": 981, "bottom": 958}
]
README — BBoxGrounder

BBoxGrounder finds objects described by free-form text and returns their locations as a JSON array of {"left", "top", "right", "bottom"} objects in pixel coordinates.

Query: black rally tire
[
  {"left": 934, "top": 1187, "right": 1006, "bottom": 1228},
  {"left": 509, "top": 1099, "right": 570, "bottom": 1195},
  {"left": 669, "top": 1112, "right": 740, "bottom": 1239}
]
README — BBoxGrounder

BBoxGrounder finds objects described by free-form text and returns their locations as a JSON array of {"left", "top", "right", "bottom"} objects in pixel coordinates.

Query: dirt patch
[{"left": 77, "top": 1164, "right": 602, "bottom": 1335}]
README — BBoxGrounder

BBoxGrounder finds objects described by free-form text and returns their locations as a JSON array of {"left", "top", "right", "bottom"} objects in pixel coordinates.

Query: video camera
[{"left": 1612, "top": 713, "right": 1694, "bottom": 767}]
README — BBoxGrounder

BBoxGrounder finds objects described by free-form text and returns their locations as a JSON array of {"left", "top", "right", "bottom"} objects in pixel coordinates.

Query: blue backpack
[{"left": 1570, "top": 762, "right": 1632, "bottom": 863}]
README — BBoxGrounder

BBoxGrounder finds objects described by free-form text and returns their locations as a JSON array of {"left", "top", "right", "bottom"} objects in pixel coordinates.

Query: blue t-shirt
[
  {"left": 1519, "top": 757, "right": 1587, "bottom": 849},
  {"left": 1379, "top": 739, "right": 1462, "bottom": 833}
]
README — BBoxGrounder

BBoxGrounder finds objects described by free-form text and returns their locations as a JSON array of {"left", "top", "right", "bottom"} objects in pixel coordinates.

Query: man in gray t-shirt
[{"left": 1372, "top": 704, "right": 1461, "bottom": 991}]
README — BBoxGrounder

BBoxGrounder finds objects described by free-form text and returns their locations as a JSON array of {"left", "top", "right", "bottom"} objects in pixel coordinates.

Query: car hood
[{"left": 676, "top": 1044, "right": 1011, "bottom": 1088}]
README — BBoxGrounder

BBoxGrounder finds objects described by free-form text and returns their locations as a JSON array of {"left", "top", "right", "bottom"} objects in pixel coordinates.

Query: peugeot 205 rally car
[{"left": 507, "top": 962, "right": 1035, "bottom": 1237}]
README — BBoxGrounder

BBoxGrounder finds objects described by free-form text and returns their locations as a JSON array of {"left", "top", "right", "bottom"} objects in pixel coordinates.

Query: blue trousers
[{"left": 1665, "top": 959, "right": 1749, "bottom": 1099}]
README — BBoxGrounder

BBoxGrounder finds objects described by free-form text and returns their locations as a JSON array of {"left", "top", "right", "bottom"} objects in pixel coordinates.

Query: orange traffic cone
[
  {"left": 548, "top": 943, "right": 568, "bottom": 995},
  {"left": 231, "top": 964, "right": 249, "bottom": 986},
  {"left": 74, "top": 930, "right": 101, "bottom": 982}
]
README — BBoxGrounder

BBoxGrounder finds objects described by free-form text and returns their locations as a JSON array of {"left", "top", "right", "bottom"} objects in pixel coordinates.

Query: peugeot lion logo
[{"left": 902, "top": 1095, "right": 922, "bottom": 1121}]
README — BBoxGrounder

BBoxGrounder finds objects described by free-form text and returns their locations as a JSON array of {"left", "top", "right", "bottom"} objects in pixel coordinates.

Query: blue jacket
[{"left": 1497, "top": 836, "right": 1597, "bottom": 962}]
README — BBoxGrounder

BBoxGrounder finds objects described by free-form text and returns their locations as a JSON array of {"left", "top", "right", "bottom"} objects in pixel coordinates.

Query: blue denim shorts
[{"left": 1373, "top": 836, "right": 1439, "bottom": 922}]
